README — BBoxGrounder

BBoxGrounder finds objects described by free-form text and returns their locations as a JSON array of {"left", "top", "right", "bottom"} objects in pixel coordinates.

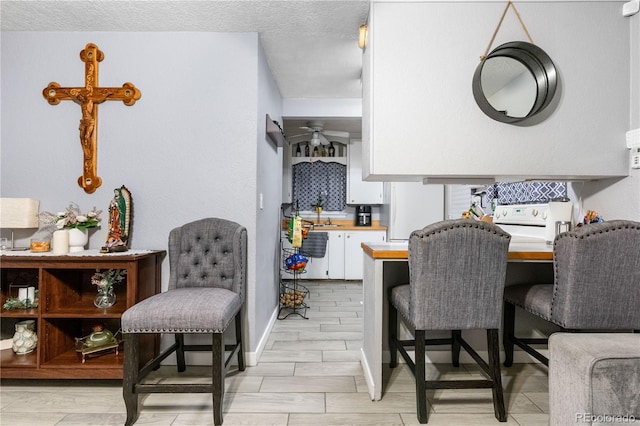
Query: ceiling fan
[{"left": 287, "top": 121, "right": 350, "bottom": 146}]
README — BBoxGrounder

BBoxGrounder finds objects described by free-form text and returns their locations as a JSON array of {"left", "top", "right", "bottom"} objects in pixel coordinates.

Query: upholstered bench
[{"left": 549, "top": 333, "right": 640, "bottom": 425}]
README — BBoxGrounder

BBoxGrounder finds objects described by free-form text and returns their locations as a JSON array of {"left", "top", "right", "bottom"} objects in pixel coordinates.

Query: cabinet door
[
  {"left": 282, "top": 143, "right": 293, "bottom": 203},
  {"left": 302, "top": 256, "right": 329, "bottom": 279},
  {"left": 344, "top": 231, "right": 386, "bottom": 280},
  {"left": 328, "top": 232, "right": 345, "bottom": 279},
  {"left": 282, "top": 235, "right": 328, "bottom": 279},
  {"left": 347, "top": 140, "right": 383, "bottom": 204}
]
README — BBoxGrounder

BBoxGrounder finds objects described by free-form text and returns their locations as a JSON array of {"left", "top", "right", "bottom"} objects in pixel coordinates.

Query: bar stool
[
  {"left": 388, "top": 219, "right": 511, "bottom": 423},
  {"left": 121, "top": 218, "right": 247, "bottom": 426},
  {"left": 503, "top": 220, "right": 640, "bottom": 367}
]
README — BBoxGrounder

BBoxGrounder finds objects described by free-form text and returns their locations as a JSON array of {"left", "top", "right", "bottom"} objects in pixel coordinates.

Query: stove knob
[
  {"left": 542, "top": 211, "right": 548, "bottom": 220},
  {"left": 532, "top": 209, "right": 538, "bottom": 217}
]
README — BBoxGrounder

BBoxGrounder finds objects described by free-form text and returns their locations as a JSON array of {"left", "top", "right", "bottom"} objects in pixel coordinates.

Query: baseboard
[{"left": 245, "top": 306, "right": 278, "bottom": 366}]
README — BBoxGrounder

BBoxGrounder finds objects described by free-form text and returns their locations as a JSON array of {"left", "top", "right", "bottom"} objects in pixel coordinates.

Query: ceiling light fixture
[
  {"left": 359, "top": 24, "right": 368, "bottom": 49},
  {"left": 310, "top": 132, "right": 322, "bottom": 146}
]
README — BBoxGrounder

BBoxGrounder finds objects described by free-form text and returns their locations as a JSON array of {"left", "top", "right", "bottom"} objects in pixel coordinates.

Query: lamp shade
[{"left": 0, "top": 198, "right": 40, "bottom": 228}]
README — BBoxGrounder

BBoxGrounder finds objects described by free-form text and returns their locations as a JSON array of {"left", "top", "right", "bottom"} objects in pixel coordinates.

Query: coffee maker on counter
[{"left": 355, "top": 205, "right": 372, "bottom": 226}]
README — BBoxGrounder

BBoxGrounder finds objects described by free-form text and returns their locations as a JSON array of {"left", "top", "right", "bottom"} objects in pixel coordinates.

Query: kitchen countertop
[
  {"left": 282, "top": 219, "right": 387, "bottom": 231},
  {"left": 361, "top": 240, "right": 552, "bottom": 261}
]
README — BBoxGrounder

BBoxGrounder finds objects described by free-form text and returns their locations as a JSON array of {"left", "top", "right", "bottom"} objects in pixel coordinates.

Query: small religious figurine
[
  {"left": 76, "top": 92, "right": 95, "bottom": 158},
  {"left": 101, "top": 185, "right": 131, "bottom": 253}
]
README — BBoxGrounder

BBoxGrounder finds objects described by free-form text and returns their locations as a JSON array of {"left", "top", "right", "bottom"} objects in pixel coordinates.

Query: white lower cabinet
[
  {"left": 328, "top": 232, "right": 346, "bottom": 279},
  {"left": 283, "top": 230, "right": 386, "bottom": 280},
  {"left": 303, "top": 256, "right": 330, "bottom": 279},
  {"left": 344, "top": 231, "right": 386, "bottom": 280},
  {"left": 281, "top": 234, "right": 329, "bottom": 279}
]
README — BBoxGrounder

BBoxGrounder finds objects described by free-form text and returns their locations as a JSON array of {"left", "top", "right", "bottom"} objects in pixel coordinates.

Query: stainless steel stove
[{"left": 493, "top": 203, "right": 549, "bottom": 243}]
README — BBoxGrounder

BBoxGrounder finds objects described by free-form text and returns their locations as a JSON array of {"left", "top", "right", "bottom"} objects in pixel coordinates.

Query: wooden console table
[{"left": 0, "top": 250, "right": 165, "bottom": 379}]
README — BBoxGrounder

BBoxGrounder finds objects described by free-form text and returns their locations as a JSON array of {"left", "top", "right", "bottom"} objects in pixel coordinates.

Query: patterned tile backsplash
[
  {"left": 292, "top": 161, "right": 346, "bottom": 211},
  {"left": 486, "top": 181, "right": 567, "bottom": 205}
]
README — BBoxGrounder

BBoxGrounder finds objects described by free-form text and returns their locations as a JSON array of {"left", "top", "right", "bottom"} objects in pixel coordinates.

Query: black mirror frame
[{"left": 472, "top": 41, "right": 557, "bottom": 123}]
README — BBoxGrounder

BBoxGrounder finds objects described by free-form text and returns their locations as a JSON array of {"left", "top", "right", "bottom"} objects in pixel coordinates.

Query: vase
[
  {"left": 67, "top": 228, "right": 88, "bottom": 252},
  {"left": 94, "top": 285, "right": 116, "bottom": 308},
  {"left": 12, "top": 320, "right": 37, "bottom": 354}
]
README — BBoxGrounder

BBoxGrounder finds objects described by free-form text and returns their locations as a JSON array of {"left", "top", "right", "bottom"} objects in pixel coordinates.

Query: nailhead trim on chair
[{"left": 411, "top": 220, "right": 512, "bottom": 240}]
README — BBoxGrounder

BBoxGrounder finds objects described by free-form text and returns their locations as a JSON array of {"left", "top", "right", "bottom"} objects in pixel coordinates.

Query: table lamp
[{"left": 0, "top": 198, "right": 40, "bottom": 250}]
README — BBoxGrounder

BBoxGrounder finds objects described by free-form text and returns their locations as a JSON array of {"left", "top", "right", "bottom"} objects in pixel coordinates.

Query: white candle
[
  {"left": 18, "top": 288, "right": 28, "bottom": 301},
  {"left": 27, "top": 286, "right": 35, "bottom": 302},
  {"left": 52, "top": 230, "right": 70, "bottom": 255}
]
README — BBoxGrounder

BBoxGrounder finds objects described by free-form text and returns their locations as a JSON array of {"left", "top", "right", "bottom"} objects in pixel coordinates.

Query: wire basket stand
[{"left": 279, "top": 204, "right": 312, "bottom": 320}]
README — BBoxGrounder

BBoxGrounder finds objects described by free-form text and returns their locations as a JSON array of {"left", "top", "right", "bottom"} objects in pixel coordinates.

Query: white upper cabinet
[
  {"left": 363, "top": 2, "right": 630, "bottom": 181},
  {"left": 347, "top": 140, "right": 383, "bottom": 204}
]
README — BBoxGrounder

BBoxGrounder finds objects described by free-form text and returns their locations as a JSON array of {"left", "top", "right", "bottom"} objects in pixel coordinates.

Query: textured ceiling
[
  {"left": 1, "top": 0, "right": 367, "bottom": 138},
  {"left": 0, "top": 0, "right": 370, "bottom": 101}
]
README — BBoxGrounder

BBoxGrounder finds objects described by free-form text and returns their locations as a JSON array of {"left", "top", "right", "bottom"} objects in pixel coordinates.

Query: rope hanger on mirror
[{"left": 480, "top": 1, "right": 534, "bottom": 61}]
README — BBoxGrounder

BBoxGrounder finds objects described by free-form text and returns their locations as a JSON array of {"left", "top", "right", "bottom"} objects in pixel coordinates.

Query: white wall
[
  {"left": 572, "top": 7, "right": 640, "bottom": 222},
  {"left": 363, "top": 0, "right": 639, "bottom": 220},
  {"left": 253, "top": 41, "right": 284, "bottom": 361},
  {"left": 364, "top": 1, "right": 631, "bottom": 180},
  {"left": 1, "top": 31, "right": 282, "bottom": 359}
]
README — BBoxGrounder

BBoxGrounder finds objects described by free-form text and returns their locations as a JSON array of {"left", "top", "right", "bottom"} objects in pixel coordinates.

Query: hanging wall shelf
[{"left": 266, "top": 114, "right": 286, "bottom": 147}]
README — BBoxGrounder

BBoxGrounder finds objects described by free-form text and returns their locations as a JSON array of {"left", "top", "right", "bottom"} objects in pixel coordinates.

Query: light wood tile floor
[{"left": 0, "top": 281, "right": 549, "bottom": 425}]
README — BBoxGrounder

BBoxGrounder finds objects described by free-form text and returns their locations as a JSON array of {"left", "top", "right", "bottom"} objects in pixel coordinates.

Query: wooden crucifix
[{"left": 43, "top": 43, "right": 141, "bottom": 194}]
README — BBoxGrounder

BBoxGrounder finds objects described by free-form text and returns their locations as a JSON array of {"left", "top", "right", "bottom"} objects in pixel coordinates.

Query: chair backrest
[
  {"left": 551, "top": 220, "right": 640, "bottom": 329},
  {"left": 408, "top": 219, "right": 511, "bottom": 330},
  {"left": 167, "top": 218, "right": 247, "bottom": 298}
]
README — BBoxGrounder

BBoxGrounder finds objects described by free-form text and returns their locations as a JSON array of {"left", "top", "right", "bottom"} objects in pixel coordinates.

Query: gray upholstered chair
[
  {"left": 388, "top": 219, "right": 511, "bottom": 424},
  {"left": 503, "top": 220, "right": 640, "bottom": 367},
  {"left": 548, "top": 333, "right": 640, "bottom": 425},
  {"left": 122, "top": 218, "right": 247, "bottom": 426}
]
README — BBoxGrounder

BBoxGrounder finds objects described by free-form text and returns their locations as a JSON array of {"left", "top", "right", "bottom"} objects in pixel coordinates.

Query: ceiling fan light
[{"left": 310, "top": 133, "right": 321, "bottom": 146}]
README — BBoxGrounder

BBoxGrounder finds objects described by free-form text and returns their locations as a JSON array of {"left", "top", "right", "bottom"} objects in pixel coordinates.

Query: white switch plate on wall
[{"left": 631, "top": 148, "right": 640, "bottom": 169}]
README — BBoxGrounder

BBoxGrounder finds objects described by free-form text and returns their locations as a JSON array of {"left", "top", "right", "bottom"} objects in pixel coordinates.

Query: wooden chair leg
[
  {"left": 503, "top": 302, "right": 515, "bottom": 367},
  {"left": 451, "top": 330, "right": 461, "bottom": 367},
  {"left": 235, "top": 311, "right": 245, "bottom": 371},
  {"left": 175, "top": 333, "right": 186, "bottom": 372},
  {"left": 388, "top": 303, "right": 398, "bottom": 368},
  {"left": 212, "top": 332, "right": 225, "bottom": 426},
  {"left": 415, "top": 330, "right": 428, "bottom": 424},
  {"left": 488, "top": 329, "right": 507, "bottom": 422},
  {"left": 123, "top": 333, "right": 140, "bottom": 426}
]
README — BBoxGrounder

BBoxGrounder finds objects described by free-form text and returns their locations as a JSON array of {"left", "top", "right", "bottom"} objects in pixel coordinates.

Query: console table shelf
[{"left": 0, "top": 250, "right": 165, "bottom": 379}]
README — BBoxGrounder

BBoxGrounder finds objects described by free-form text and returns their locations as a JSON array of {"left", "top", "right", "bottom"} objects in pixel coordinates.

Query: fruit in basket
[{"left": 280, "top": 290, "right": 306, "bottom": 307}]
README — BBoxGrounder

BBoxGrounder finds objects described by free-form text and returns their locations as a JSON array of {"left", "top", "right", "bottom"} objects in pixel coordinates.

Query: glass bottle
[
  {"left": 304, "top": 143, "right": 310, "bottom": 157},
  {"left": 328, "top": 142, "right": 336, "bottom": 157},
  {"left": 295, "top": 144, "right": 301, "bottom": 157}
]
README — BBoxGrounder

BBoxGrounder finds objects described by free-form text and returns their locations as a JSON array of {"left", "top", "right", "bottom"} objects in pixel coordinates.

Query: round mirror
[{"left": 473, "top": 41, "right": 557, "bottom": 123}]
